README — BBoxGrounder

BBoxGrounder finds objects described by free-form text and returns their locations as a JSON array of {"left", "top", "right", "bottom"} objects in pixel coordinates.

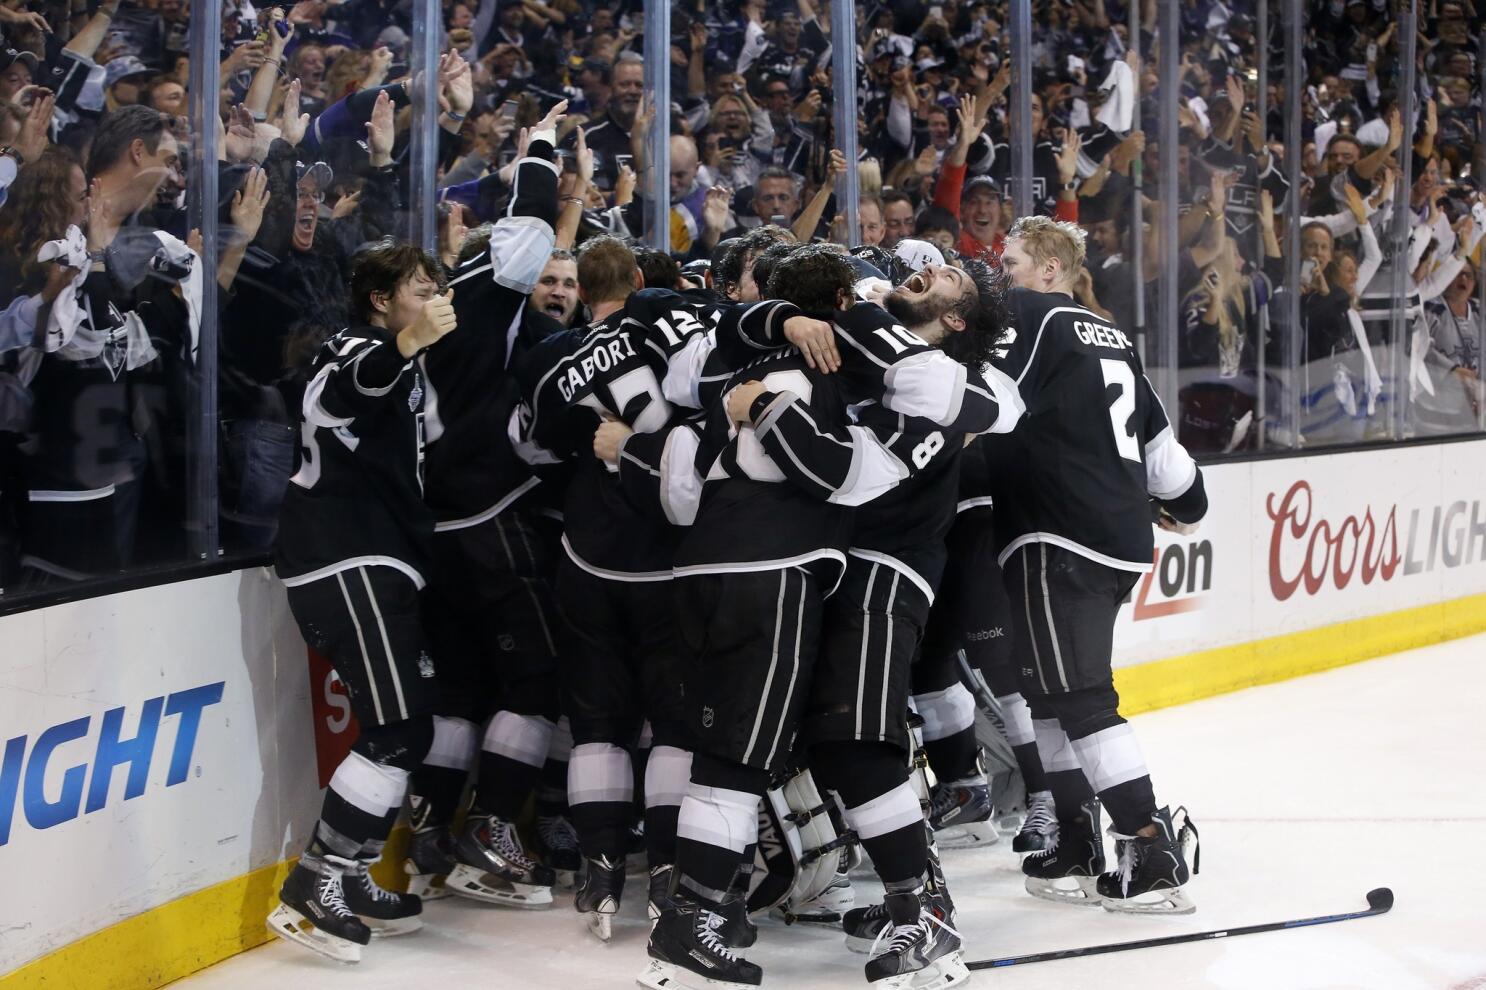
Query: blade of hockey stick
[{"left": 967, "top": 888, "right": 1394, "bottom": 970}]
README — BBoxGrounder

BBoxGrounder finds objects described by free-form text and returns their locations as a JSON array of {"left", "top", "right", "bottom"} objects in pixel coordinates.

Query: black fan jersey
[
  {"left": 421, "top": 138, "right": 562, "bottom": 529},
  {"left": 517, "top": 289, "right": 714, "bottom": 579},
  {"left": 985, "top": 288, "right": 1201, "bottom": 572},
  {"left": 276, "top": 325, "right": 433, "bottom": 589}
]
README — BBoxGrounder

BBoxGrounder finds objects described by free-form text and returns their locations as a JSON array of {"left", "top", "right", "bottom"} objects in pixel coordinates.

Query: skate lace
[
  {"left": 490, "top": 819, "right": 539, "bottom": 870},
  {"left": 866, "top": 907, "right": 962, "bottom": 960},
  {"left": 316, "top": 869, "right": 357, "bottom": 919},
  {"left": 537, "top": 814, "right": 580, "bottom": 852},
  {"left": 1021, "top": 793, "right": 1056, "bottom": 836},
  {"left": 697, "top": 910, "right": 741, "bottom": 961},
  {"left": 352, "top": 864, "right": 399, "bottom": 904},
  {"left": 1113, "top": 837, "right": 1141, "bottom": 897}
]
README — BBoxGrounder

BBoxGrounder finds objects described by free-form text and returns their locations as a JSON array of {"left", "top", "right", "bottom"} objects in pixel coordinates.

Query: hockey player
[
  {"left": 516, "top": 235, "right": 713, "bottom": 941},
  {"left": 404, "top": 101, "right": 573, "bottom": 910},
  {"left": 269, "top": 243, "right": 458, "bottom": 962},
  {"left": 913, "top": 440, "right": 1047, "bottom": 852},
  {"left": 645, "top": 247, "right": 1014, "bottom": 990},
  {"left": 990, "top": 215, "right": 1206, "bottom": 914}
]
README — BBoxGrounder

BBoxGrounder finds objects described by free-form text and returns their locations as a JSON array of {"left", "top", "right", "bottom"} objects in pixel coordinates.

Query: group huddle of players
[{"left": 265, "top": 101, "right": 1210, "bottom": 990}]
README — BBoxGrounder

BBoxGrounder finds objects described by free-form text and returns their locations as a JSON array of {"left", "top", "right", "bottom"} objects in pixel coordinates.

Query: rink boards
[{"left": 3, "top": 438, "right": 1485, "bottom": 989}]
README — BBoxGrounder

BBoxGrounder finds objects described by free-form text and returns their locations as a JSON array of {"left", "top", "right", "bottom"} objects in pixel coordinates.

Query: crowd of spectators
[{"left": 0, "top": 0, "right": 1483, "bottom": 595}]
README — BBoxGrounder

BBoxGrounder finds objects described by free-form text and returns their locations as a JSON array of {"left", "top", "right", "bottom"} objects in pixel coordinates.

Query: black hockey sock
[
  {"left": 537, "top": 757, "right": 569, "bottom": 817},
  {"left": 643, "top": 746, "right": 692, "bottom": 868},
  {"left": 408, "top": 715, "right": 477, "bottom": 829},
  {"left": 473, "top": 750, "right": 543, "bottom": 820},
  {"left": 1098, "top": 775, "right": 1158, "bottom": 835},
  {"left": 309, "top": 750, "right": 410, "bottom": 861},
  {"left": 1048, "top": 769, "right": 1095, "bottom": 823},
  {"left": 923, "top": 725, "right": 980, "bottom": 783},
  {"left": 471, "top": 712, "right": 553, "bottom": 820},
  {"left": 674, "top": 754, "right": 767, "bottom": 904},
  {"left": 1013, "top": 742, "right": 1048, "bottom": 794},
  {"left": 538, "top": 716, "right": 573, "bottom": 817},
  {"left": 361, "top": 806, "right": 401, "bottom": 860},
  {"left": 569, "top": 742, "right": 634, "bottom": 862},
  {"left": 813, "top": 741, "right": 927, "bottom": 888},
  {"left": 1061, "top": 704, "right": 1155, "bottom": 835}
]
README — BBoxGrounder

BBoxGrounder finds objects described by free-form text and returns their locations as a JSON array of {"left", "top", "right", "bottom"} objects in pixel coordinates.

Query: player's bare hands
[
  {"left": 783, "top": 315, "right": 839, "bottom": 372},
  {"left": 397, "top": 289, "right": 457, "bottom": 356},
  {"left": 1157, "top": 509, "right": 1199, "bottom": 535},
  {"left": 726, "top": 380, "right": 769, "bottom": 425},
  {"left": 593, "top": 418, "right": 634, "bottom": 466}
]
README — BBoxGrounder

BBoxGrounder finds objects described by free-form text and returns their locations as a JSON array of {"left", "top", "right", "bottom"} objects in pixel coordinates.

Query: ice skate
[
  {"left": 266, "top": 856, "right": 371, "bottom": 964},
  {"left": 403, "top": 825, "right": 457, "bottom": 901},
  {"left": 988, "top": 766, "right": 1026, "bottom": 838},
  {"left": 344, "top": 860, "right": 423, "bottom": 937},
  {"left": 575, "top": 855, "right": 625, "bottom": 941},
  {"left": 863, "top": 880, "right": 968, "bottom": 989},
  {"left": 1012, "top": 789, "right": 1056, "bottom": 853},
  {"left": 928, "top": 771, "right": 996, "bottom": 849},
  {"left": 1098, "top": 806, "right": 1199, "bottom": 916},
  {"left": 447, "top": 813, "right": 556, "bottom": 908},
  {"left": 1022, "top": 799, "right": 1104, "bottom": 906},
  {"left": 648, "top": 864, "right": 676, "bottom": 922},
  {"left": 639, "top": 897, "right": 763, "bottom": 989},
  {"left": 537, "top": 812, "right": 583, "bottom": 889},
  {"left": 847, "top": 846, "right": 954, "bottom": 956}
]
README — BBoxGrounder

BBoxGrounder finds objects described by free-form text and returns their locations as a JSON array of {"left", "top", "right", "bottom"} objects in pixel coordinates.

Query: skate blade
[
  {"left": 405, "top": 871, "right": 451, "bottom": 902},
  {"left": 266, "top": 904, "right": 362, "bottom": 964},
  {"left": 446, "top": 865, "right": 554, "bottom": 908},
  {"left": 871, "top": 951, "right": 971, "bottom": 990},
  {"left": 1024, "top": 874, "right": 1103, "bottom": 906},
  {"left": 934, "top": 820, "right": 998, "bottom": 849},
  {"left": 636, "top": 958, "right": 758, "bottom": 990},
  {"left": 364, "top": 914, "right": 423, "bottom": 938},
  {"left": 773, "top": 905, "right": 842, "bottom": 925},
  {"left": 1101, "top": 886, "right": 1196, "bottom": 916},
  {"left": 588, "top": 909, "right": 615, "bottom": 942}
]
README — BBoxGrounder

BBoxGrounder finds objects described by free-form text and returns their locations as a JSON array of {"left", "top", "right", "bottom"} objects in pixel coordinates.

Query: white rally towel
[{"left": 1095, "top": 59, "right": 1136, "bottom": 134}]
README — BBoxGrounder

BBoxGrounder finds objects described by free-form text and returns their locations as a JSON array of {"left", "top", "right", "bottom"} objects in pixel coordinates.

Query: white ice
[{"left": 180, "top": 632, "right": 1486, "bottom": 990}]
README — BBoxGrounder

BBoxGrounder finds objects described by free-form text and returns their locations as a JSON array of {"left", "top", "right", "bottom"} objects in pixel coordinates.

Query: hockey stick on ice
[{"left": 966, "top": 887, "right": 1394, "bottom": 970}]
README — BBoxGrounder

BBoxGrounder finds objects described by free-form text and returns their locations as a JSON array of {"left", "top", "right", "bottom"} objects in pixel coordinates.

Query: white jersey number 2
[{"left": 1100, "top": 359, "right": 1141, "bottom": 463}]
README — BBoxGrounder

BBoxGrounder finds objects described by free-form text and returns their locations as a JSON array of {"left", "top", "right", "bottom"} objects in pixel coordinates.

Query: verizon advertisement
[{"left": 1113, "top": 438, "right": 1486, "bottom": 666}]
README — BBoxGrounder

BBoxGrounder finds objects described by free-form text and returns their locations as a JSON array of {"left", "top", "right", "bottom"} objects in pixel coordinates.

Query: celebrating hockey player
[
  {"left": 989, "top": 216, "right": 1206, "bottom": 914},
  {"left": 269, "top": 243, "right": 458, "bottom": 962},
  {"left": 402, "top": 100, "right": 576, "bottom": 909},
  {"left": 644, "top": 245, "right": 1016, "bottom": 990}
]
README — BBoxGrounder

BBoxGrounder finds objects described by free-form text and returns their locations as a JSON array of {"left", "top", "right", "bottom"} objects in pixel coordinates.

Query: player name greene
[
  {"left": 556, "top": 332, "right": 641, "bottom": 402},
  {"left": 1073, "top": 320, "right": 1134, "bottom": 351}
]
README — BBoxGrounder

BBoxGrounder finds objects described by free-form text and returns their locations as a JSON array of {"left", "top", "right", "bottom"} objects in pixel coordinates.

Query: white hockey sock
[
  {"left": 1033, "top": 718, "right": 1081, "bottom": 773},
  {"left": 426, "top": 715, "right": 478, "bottom": 771},
  {"left": 676, "top": 783, "right": 759, "bottom": 855},
  {"left": 996, "top": 692, "right": 1036, "bottom": 747},
  {"left": 483, "top": 712, "right": 554, "bottom": 769},
  {"left": 643, "top": 746, "right": 693, "bottom": 810},
  {"left": 567, "top": 742, "right": 635, "bottom": 807},
  {"left": 1070, "top": 723, "right": 1149, "bottom": 793},
  {"left": 913, "top": 683, "right": 977, "bottom": 742}
]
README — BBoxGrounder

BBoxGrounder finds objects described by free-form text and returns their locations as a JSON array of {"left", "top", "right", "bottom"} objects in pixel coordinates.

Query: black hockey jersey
[
  {"left": 276, "top": 326, "right": 433, "bottom": 588},
  {"left": 422, "top": 137, "right": 563, "bottom": 529},
  {"left": 517, "top": 289, "right": 714, "bottom": 578},
  {"left": 714, "top": 299, "right": 1022, "bottom": 436},
  {"left": 984, "top": 288, "right": 1201, "bottom": 572},
  {"left": 673, "top": 351, "right": 856, "bottom": 582}
]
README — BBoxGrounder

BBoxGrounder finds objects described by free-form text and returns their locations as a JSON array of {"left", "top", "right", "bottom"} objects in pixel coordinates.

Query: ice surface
[{"left": 180, "top": 633, "right": 1486, "bottom": 990}]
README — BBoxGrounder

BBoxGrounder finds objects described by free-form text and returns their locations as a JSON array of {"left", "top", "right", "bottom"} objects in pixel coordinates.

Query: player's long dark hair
[{"left": 941, "top": 258, "right": 1011, "bottom": 368}]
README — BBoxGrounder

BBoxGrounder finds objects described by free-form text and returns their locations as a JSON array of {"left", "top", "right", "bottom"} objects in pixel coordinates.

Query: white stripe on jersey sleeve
[
  {"left": 662, "top": 330, "right": 715, "bottom": 409},
  {"left": 1144, "top": 426, "right": 1198, "bottom": 500},
  {"left": 659, "top": 425, "right": 704, "bottom": 527},
  {"left": 881, "top": 351, "right": 968, "bottom": 426}
]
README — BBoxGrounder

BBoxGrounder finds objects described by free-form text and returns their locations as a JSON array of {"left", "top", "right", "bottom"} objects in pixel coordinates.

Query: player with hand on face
[
  {"left": 989, "top": 216, "right": 1207, "bottom": 915},
  {"left": 271, "top": 244, "right": 457, "bottom": 963}
]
